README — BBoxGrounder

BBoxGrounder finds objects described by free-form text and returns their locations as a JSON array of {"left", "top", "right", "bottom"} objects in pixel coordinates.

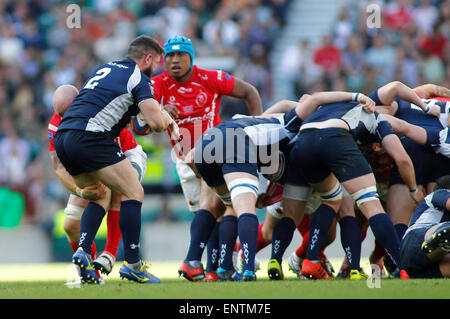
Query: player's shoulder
[
  {"left": 48, "top": 112, "right": 61, "bottom": 131},
  {"left": 194, "top": 66, "right": 232, "bottom": 82}
]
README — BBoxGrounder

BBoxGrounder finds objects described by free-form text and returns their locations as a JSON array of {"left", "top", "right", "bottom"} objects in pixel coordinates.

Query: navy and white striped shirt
[
  {"left": 405, "top": 189, "right": 450, "bottom": 236},
  {"left": 58, "top": 58, "right": 154, "bottom": 138}
]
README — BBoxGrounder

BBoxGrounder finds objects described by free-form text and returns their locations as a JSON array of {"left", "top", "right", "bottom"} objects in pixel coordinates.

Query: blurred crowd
[
  {"left": 0, "top": 0, "right": 448, "bottom": 225},
  {"left": 282, "top": 0, "right": 449, "bottom": 99},
  {"left": 0, "top": 0, "right": 290, "bottom": 224}
]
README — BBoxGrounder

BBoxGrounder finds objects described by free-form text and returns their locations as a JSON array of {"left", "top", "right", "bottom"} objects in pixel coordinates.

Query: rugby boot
[
  {"left": 178, "top": 260, "right": 205, "bottom": 282},
  {"left": 119, "top": 261, "right": 161, "bottom": 284}
]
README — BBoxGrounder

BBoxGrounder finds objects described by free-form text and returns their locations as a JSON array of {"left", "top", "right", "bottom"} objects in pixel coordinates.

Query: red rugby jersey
[{"left": 152, "top": 66, "right": 235, "bottom": 156}]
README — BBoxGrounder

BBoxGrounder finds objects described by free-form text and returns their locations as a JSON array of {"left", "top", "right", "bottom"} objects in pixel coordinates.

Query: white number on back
[{"left": 84, "top": 67, "right": 111, "bottom": 89}]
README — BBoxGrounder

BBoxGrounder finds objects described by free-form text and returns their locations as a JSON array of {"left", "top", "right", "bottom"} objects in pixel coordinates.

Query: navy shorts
[
  {"left": 288, "top": 128, "right": 373, "bottom": 184},
  {"left": 400, "top": 228, "right": 443, "bottom": 278},
  {"left": 54, "top": 129, "right": 125, "bottom": 176},
  {"left": 193, "top": 126, "right": 258, "bottom": 188},
  {"left": 389, "top": 136, "right": 450, "bottom": 186}
]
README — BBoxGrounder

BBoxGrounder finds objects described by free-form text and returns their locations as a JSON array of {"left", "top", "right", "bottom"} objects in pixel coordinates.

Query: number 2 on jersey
[{"left": 84, "top": 67, "right": 111, "bottom": 89}]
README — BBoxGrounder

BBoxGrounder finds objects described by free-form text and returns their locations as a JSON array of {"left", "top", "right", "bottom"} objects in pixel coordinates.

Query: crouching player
[
  {"left": 400, "top": 175, "right": 450, "bottom": 278},
  {"left": 49, "top": 85, "right": 148, "bottom": 282}
]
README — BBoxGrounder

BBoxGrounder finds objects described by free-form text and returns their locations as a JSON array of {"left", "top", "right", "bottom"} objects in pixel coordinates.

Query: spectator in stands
[
  {"left": 365, "top": 34, "right": 396, "bottom": 86},
  {"left": 313, "top": 34, "right": 342, "bottom": 80}
]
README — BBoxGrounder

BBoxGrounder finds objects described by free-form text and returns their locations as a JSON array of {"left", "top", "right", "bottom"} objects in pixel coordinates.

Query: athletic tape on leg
[
  {"left": 228, "top": 178, "right": 259, "bottom": 201},
  {"left": 318, "top": 182, "right": 343, "bottom": 201},
  {"left": 351, "top": 186, "right": 379, "bottom": 207},
  {"left": 64, "top": 204, "right": 84, "bottom": 221}
]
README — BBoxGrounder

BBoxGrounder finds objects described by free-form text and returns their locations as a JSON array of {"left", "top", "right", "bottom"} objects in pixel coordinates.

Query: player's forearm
[
  {"left": 245, "top": 87, "right": 263, "bottom": 116},
  {"left": 262, "top": 100, "right": 297, "bottom": 115},
  {"left": 396, "top": 158, "right": 417, "bottom": 192},
  {"left": 295, "top": 91, "right": 355, "bottom": 119},
  {"left": 382, "top": 81, "right": 428, "bottom": 112},
  {"left": 55, "top": 167, "right": 78, "bottom": 194},
  {"left": 415, "top": 84, "right": 450, "bottom": 99}
]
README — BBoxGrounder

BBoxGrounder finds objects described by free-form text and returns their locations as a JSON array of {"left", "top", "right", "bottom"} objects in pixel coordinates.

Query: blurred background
[{"left": 0, "top": 0, "right": 448, "bottom": 263}]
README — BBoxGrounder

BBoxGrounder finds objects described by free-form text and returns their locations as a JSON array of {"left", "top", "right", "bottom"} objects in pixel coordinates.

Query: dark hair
[
  {"left": 434, "top": 175, "right": 450, "bottom": 191},
  {"left": 127, "top": 35, "right": 164, "bottom": 59}
]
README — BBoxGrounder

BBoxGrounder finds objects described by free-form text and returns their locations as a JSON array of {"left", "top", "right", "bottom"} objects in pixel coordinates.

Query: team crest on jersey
[{"left": 196, "top": 92, "right": 207, "bottom": 106}]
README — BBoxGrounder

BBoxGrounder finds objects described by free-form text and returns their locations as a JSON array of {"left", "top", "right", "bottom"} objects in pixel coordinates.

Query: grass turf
[{"left": 0, "top": 259, "right": 448, "bottom": 299}]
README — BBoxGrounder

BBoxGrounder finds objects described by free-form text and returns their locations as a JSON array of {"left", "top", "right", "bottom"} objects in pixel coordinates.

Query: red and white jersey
[
  {"left": 48, "top": 112, "right": 138, "bottom": 152},
  {"left": 152, "top": 65, "right": 235, "bottom": 156}
]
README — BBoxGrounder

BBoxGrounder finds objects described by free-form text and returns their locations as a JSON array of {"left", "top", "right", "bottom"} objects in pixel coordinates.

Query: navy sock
[
  {"left": 237, "top": 213, "right": 259, "bottom": 272},
  {"left": 206, "top": 221, "right": 220, "bottom": 273},
  {"left": 394, "top": 223, "right": 408, "bottom": 242},
  {"left": 218, "top": 216, "right": 238, "bottom": 270},
  {"left": 369, "top": 213, "right": 401, "bottom": 267},
  {"left": 271, "top": 217, "right": 296, "bottom": 264},
  {"left": 78, "top": 202, "right": 106, "bottom": 255},
  {"left": 306, "top": 204, "right": 336, "bottom": 261},
  {"left": 119, "top": 200, "right": 142, "bottom": 264},
  {"left": 186, "top": 209, "right": 217, "bottom": 262},
  {"left": 339, "top": 216, "right": 362, "bottom": 270}
]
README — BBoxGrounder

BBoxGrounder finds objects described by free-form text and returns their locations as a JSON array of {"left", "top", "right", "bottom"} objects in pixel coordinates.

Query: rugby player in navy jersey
[
  {"left": 400, "top": 175, "right": 450, "bottom": 278},
  {"left": 282, "top": 90, "right": 419, "bottom": 280},
  {"left": 53, "top": 35, "right": 179, "bottom": 284},
  {"left": 366, "top": 82, "right": 450, "bottom": 274},
  {"left": 187, "top": 91, "right": 375, "bottom": 281}
]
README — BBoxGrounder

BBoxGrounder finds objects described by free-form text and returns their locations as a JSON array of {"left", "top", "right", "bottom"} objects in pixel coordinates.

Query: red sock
[
  {"left": 104, "top": 210, "right": 121, "bottom": 257},
  {"left": 69, "top": 241, "right": 78, "bottom": 253},
  {"left": 69, "top": 240, "right": 96, "bottom": 259},
  {"left": 295, "top": 230, "right": 309, "bottom": 259},
  {"left": 295, "top": 214, "right": 311, "bottom": 259},
  {"left": 91, "top": 241, "right": 97, "bottom": 260},
  {"left": 370, "top": 239, "right": 386, "bottom": 262},
  {"left": 256, "top": 223, "right": 270, "bottom": 252},
  {"left": 361, "top": 229, "right": 367, "bottom": 242},
  {"left": 296, "top": 214, "right": 311, "bottom": 237}
]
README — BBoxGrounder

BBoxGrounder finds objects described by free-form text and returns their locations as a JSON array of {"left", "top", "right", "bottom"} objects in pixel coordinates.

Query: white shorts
[
  {"left": 283, "top": 183, "right": 312, "bottom": 202},
  {"left": 124, "top": 145, "right": 147, "bottom": 183},
  {"left": 176, "top": 156, "right": 201, "bottom": 212}
]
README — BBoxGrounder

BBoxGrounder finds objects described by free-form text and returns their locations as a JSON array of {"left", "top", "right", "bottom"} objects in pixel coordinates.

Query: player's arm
[
  {"left": 229, "top": 78, "right": 263, "bottom": 116},
  {"left": 414, "top": 84, "right": 450, "bottom": 99},
  {"left": 295, "top": 91, "right": 375, "bottom": 120},
  {"left": 138, "top": 98, "right": 180, "bottom": 139},
  {"left": 376, "top": 81, "right": 439, "bottom": 117},
  {"left": 49, "top": 151, "right": 104, "bottom": 199},
  {"left": 382, "top": 114, "right": 428, "bottom": 145},
  {"left": 262, "top": 100, "right": 298, "bottom": 115},
  {"left": 380, "top": 134, "right": 423, "bottom": 203}
]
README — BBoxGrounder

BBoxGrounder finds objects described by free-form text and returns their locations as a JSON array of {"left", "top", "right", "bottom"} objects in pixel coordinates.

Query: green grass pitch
[{"left": 0, "top": 259, "right": 448, "bottom": 299}]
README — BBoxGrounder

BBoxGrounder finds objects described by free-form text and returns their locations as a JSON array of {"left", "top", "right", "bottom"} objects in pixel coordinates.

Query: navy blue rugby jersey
[
  {"left": 58, "top": 58, "right": 154, "bottom": 138},
  {"left": 405, "top": 189, "right": 450, "bottom": 236},
  {"left": 301, "top": 101, "right": 394, "bottom": 143},
  {"left": 395, "top": 98, "right": 446, "bottom": 130}
]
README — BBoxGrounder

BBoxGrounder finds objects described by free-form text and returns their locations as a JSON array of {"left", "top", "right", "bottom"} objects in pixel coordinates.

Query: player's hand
[
  {"left": 358, "top": 94, "right": 376, "bottom": 114},
  {"left": 163, "top": 104, "right": 179, "bottom": 119},
  {"left": 77, "top": 183, "right": 106, "bottom": 200},
  {"left": 426, "top": 104, "right": 440, "bottom": 118},
  {"left": 256, "top": 193, "right": 268, "bottom": 209},
  {"left": 409, "top": 187, "right": 425, "bottom": 205},
  {"left": 168, "top": 118, "right": 180, "bottom": 141}
]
